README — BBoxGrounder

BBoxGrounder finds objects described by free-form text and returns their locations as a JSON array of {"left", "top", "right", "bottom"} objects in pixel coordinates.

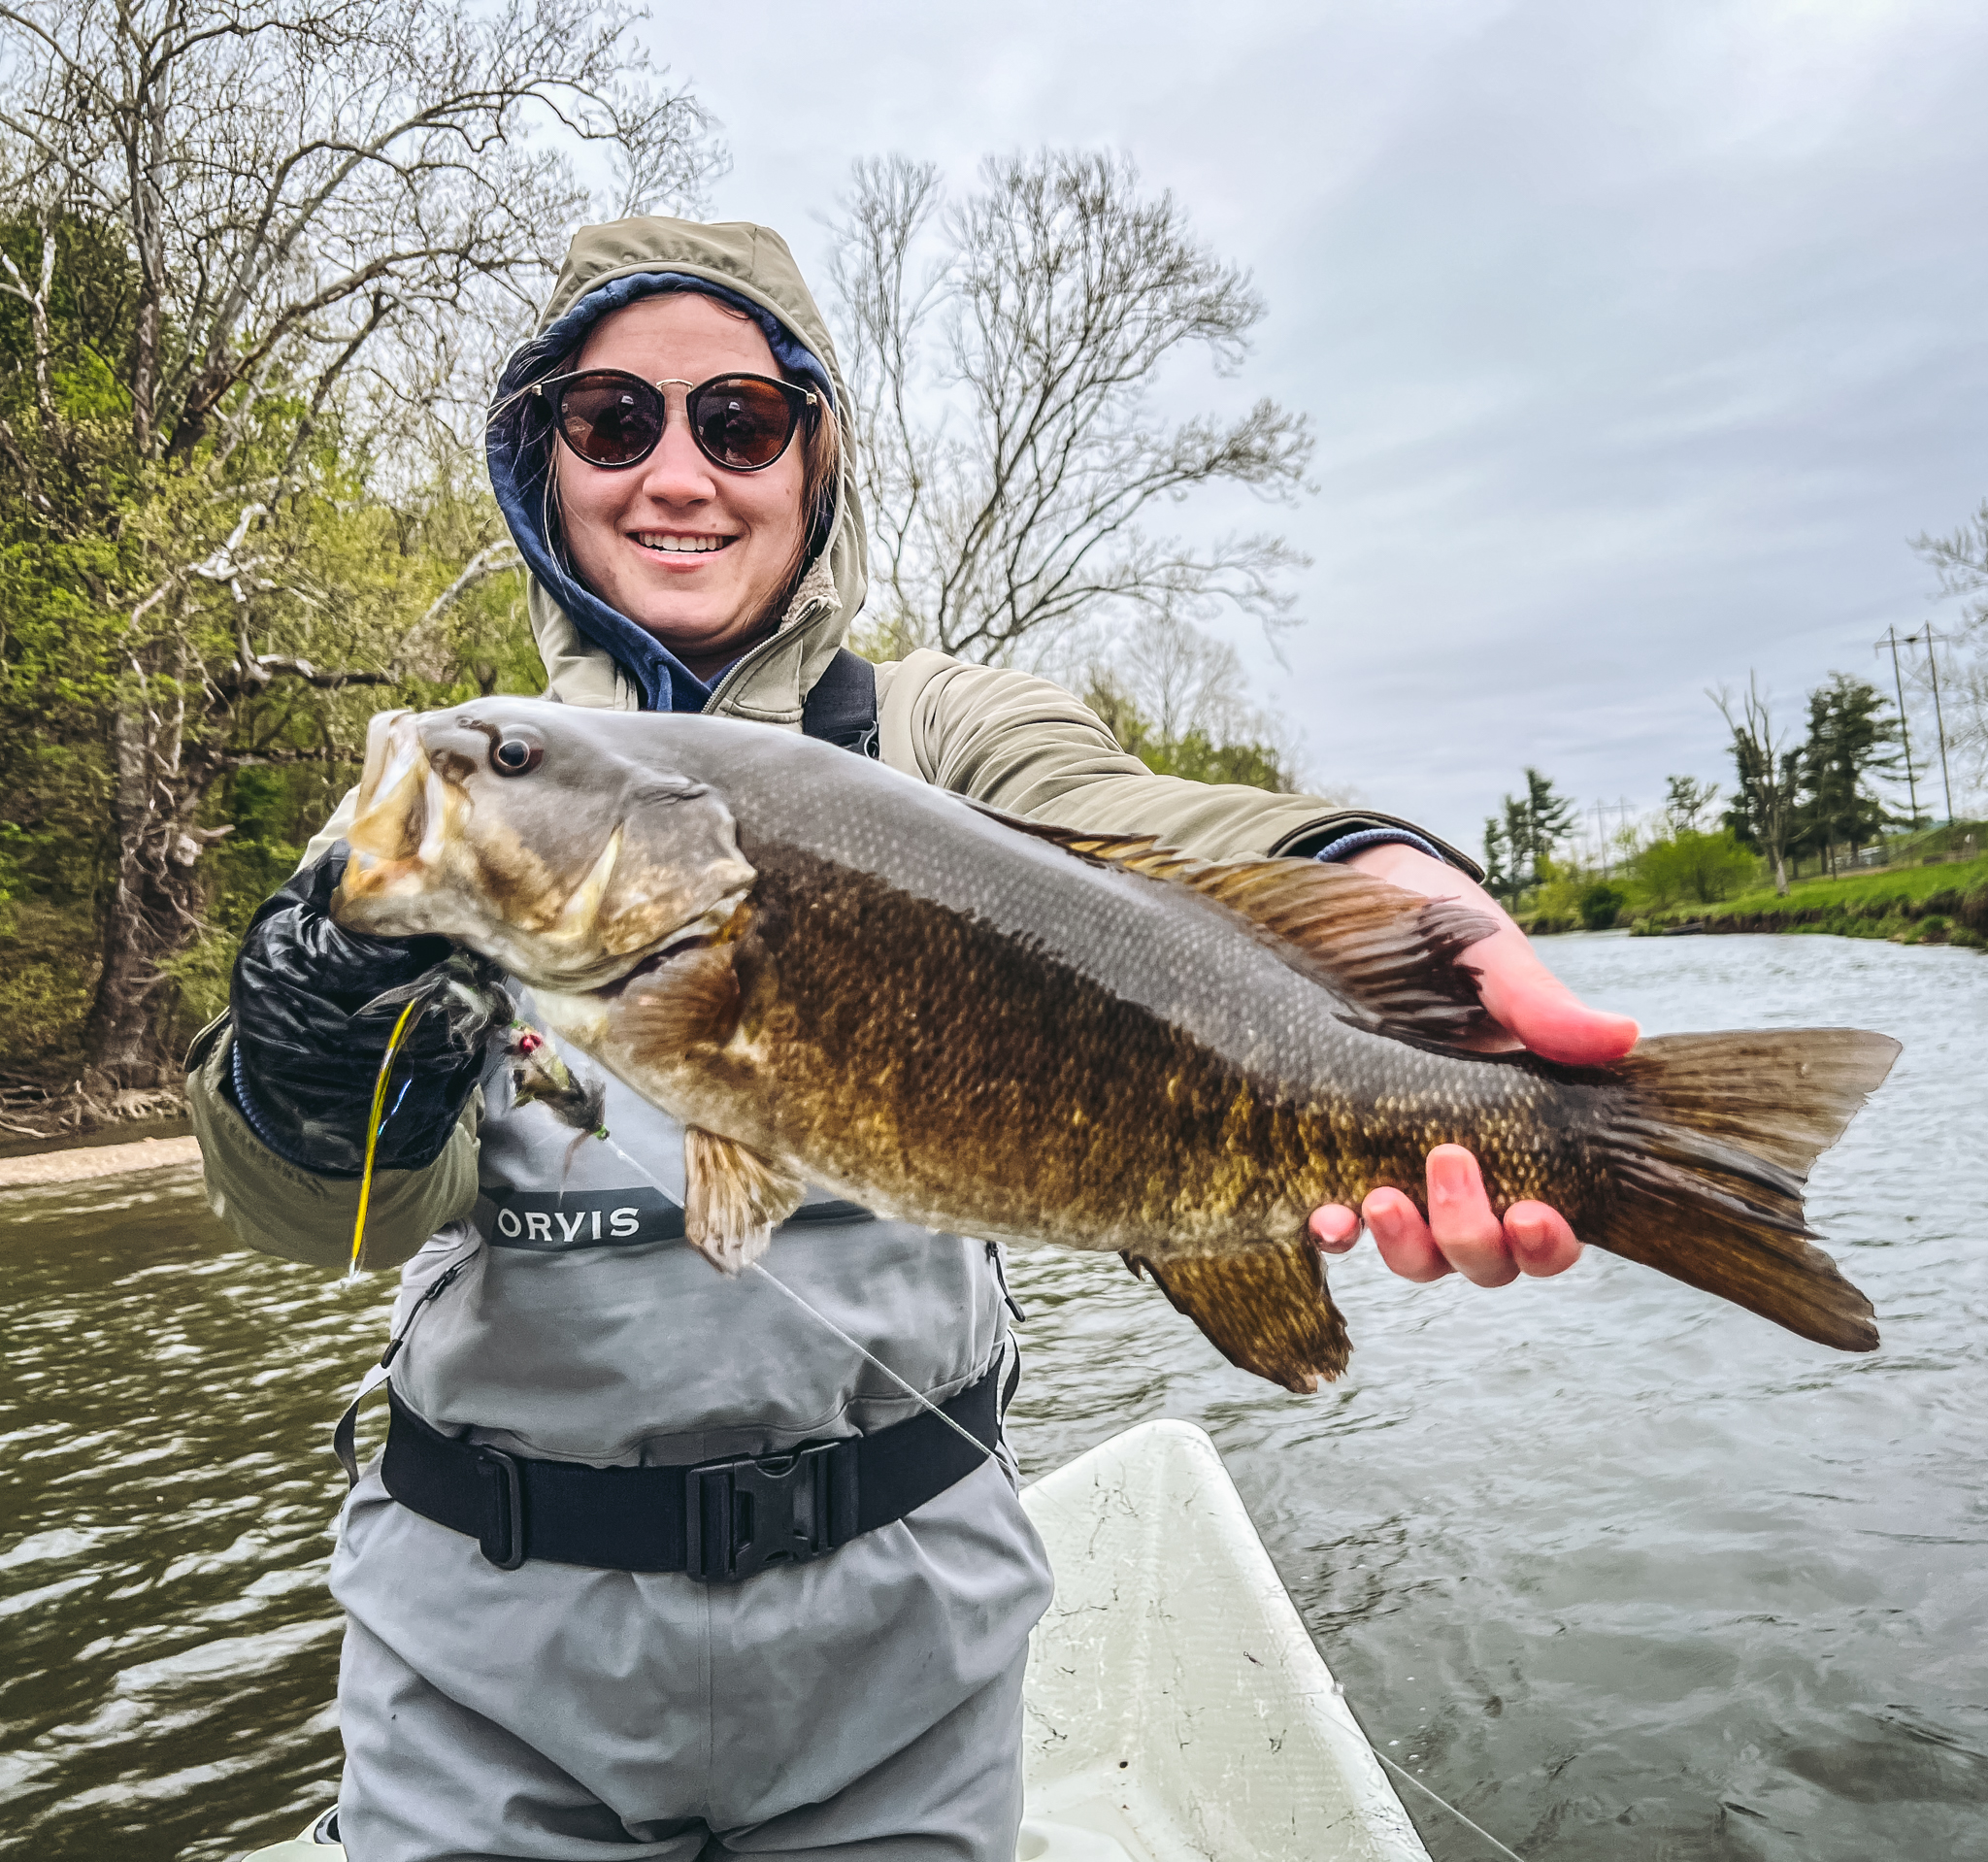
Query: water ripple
[{"left": 2, "top": 937, "right": 1983, "bottom": 1859}]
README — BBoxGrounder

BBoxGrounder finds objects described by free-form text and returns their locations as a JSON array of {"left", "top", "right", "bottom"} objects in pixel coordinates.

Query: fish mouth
[
  {"left": 333, "top": 707, "right": 756, "bottom": 989},
  {"left": 339, "top": 710, "right": 452, "bottom": 909}
]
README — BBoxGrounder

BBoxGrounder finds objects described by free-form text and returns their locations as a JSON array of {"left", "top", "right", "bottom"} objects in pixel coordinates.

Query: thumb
[{"left": 1470, "top": 928, "right": 1640, "bottom": 1066}]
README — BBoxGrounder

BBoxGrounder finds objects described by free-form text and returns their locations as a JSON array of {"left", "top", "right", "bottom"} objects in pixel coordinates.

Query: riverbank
[
  {"left": 0, "top": 1132, "right": 201, "bottom": 1188},
  {"left": 1615, "top": 854, "right": 1988, "bottom": 944}
]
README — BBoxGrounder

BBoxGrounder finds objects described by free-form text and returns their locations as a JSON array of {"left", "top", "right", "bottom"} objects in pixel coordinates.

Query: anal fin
[
  {"left": 1124, "top": 1239, "right": 1351, "bottom": 1393},
  {"left": 684, "top": 1128, "right": 807, "bottom": 1275}
]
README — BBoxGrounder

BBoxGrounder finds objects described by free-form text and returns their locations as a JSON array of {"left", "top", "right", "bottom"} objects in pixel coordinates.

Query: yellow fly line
[{"left": 348, "top": 997, "right": 424, "bottom": 1280}]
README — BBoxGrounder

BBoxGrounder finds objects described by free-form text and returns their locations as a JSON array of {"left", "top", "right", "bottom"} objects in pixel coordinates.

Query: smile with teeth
[{"left": 634, "top": 532, "right": 734, "bottom": 554}]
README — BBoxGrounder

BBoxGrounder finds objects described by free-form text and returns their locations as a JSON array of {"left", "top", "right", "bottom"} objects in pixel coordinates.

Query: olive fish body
[
  {"left": 335, "top": 699, "right": 1899, "bottom": 1391},
  {"left": 575, "top": 843, "right": 1592, "bottom": 1258}
]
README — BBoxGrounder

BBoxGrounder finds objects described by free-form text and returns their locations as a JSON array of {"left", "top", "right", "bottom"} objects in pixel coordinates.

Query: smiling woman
[
  {"left": 548, "top": 294, "right": 842, "bottom": 681},
  {"left": 184, "top": 212, "right": 1637, "bottom": 1862}
]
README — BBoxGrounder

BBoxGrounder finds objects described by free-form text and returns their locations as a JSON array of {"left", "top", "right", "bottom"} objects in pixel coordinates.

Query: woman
[{"left": 190, "top": 216, "right": 1632, "bottom": 1861}]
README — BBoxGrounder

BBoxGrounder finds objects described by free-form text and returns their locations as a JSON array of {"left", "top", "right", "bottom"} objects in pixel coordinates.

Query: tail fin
[{"left": 1592, "top": 1029, "right": 1900, "bottom": 1352}]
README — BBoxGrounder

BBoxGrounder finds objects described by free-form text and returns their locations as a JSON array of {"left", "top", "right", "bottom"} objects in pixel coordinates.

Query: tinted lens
[
  {"left": 554, "top": 373, "right": 664, "bottom": 467},
  {"left": 688, "top": 377, "right": 799, "bottom": 470}
]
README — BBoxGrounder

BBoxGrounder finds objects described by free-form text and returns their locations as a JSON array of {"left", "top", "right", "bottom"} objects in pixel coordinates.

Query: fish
[{"left": 330, "top": 698, "right": 1900, "bottom": 1393}]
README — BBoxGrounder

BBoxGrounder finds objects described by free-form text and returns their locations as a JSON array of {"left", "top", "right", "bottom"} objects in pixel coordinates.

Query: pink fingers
[
  {"left": 1344, "top": 1151, "right": 1587, "bottom": 1286},
  {"left": 1362, "top": 1184, "right": 1452, "bottom": 1281},
  {"left": 1308, "top": 1204, "right": 1362, "bottom": 1253},
  {"left": 1422, "top": 1144, "right": 1519, "bottom": 1286},
  {"left": 1503, "top": 1199, "right": 1582, "bottom": 1276}
]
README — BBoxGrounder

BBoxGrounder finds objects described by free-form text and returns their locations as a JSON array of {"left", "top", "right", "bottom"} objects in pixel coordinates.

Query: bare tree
[
  {"left": 1912, "top": 500, "right": 1988, "bottom": 813},
  {"left": 828, "top": 150, "right": 1313, "bottom": 668},
  {"left": 1089, "top": 610, "right": 1297, "bottom": 756},
  {"left": 1714, "top": 675, "right": 1798, "bottom": 895},
  {"left": 0, "top": 0, "right": 721, "bottom": 1085},
  {"left": 1914, "top": 500, "right": 1988, "bottom": 629}
]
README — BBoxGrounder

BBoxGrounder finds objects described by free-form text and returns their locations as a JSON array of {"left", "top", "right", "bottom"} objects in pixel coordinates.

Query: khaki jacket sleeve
[
  {"left": 182, "top": 844, "right": 483, "bottom": 1276},
  {"left": 874, "top": 650, "right": 1481, "bottom": 874}
]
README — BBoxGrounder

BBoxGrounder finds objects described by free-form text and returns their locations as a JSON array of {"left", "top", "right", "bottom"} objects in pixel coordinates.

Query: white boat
[
  {"left": 1015, "top": 1419, "right": 1428, "bottom": 1862},
  {"left": 248, "top": 1419, "right": 1427, "bottom": 1862}
]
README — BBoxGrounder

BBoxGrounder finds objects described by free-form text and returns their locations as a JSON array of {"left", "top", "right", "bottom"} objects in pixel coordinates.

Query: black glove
[{"left": 227, "top": 845, "right": 488, "bottom": 1176}]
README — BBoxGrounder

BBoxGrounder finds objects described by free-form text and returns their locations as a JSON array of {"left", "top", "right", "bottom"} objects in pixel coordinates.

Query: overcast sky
[{"left": 654, "top": 0, "right": 1988, "bottom": 852}]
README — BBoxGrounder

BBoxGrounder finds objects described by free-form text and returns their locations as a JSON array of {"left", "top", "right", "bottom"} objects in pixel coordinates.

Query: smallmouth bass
[{"left": 331, "top": 701, "right": 1899, "bottom": 1392}]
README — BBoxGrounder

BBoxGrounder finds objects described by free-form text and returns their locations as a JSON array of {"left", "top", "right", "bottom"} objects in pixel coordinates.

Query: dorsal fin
[{"left": 972, "top": 804, "right": 1502, "bottom": 1047}]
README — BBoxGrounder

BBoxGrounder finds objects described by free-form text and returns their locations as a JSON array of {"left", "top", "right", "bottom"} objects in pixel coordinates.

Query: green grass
[
  {"left": 1696, "top": 854, "right": 1988, "bottom": 920},
  {"left": 1628, "top": 853, "right": 1988, "bottom": 947}
]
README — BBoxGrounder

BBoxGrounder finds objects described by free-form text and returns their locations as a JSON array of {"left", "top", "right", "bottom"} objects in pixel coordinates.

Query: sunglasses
[{"left": 532, "top": 369, "right": 819, "bottom": 473}]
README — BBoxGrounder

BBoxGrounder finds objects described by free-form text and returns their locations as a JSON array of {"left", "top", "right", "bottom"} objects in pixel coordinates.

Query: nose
[
  {"left": 633, "top": 389, "right": 719, "bottom": 506},
  {"left": 414, "top": 711, "right": 507, "bottom": 770}
]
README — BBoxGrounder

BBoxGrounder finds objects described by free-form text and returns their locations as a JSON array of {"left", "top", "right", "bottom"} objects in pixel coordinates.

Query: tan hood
[{"left": 510, "top": 217, "right": 869, "bottom": 725}]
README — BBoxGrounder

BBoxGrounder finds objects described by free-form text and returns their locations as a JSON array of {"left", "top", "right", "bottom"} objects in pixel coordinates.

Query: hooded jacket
[{"left": 190, "top": 213, "right": 1472, "bottom": 1275}]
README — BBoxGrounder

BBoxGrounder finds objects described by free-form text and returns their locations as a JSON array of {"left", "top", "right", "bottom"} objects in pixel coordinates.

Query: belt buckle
[
  {"left": 474, "top": 1446, "right": 526, "bottom": 1571},
  {"left": 684, "top": 1441, "right": 842, "bottom": 1582}
]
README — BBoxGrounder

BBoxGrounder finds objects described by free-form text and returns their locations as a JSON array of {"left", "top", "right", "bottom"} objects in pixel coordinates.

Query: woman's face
[{"left": 557, "top": 294, "right": 810, "bottom": 682}]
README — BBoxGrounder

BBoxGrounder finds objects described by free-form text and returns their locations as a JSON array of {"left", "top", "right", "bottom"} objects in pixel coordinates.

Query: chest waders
[{"left": 333, "top": 653, "right": 1020, "bottom": 1582}]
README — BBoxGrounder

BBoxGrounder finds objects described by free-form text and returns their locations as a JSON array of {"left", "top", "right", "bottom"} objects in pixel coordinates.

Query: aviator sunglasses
[{"left": 533, "top": 369, "right": 819, "bottom": 473}]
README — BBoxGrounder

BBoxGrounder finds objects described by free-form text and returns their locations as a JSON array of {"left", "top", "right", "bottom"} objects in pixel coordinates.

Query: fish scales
[
  {"left": 702, "top": 844, "right": 1568, "bottom": 1253},
  {"left": 331, "top": 700, "right": 1899, "bottom": 1391},
  {"left": 572, "top": 725, "right": 1596, "bottom": 1251}
]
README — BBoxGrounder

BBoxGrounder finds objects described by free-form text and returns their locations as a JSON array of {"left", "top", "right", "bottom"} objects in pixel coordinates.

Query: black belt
[{"left": 380, "top": 1360, "right": 1003, "bottom": 1581}]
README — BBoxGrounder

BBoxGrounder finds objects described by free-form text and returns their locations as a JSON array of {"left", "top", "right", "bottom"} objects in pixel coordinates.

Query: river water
[{"left": 3, "top": 934, "right": 1984, "bottom": 1861}]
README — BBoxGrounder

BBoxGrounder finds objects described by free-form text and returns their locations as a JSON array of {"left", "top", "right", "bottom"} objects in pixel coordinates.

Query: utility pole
[
  {"left": 1876, "top": 624, "right": 1921, "bottom": 829},
  {"left": 1903, "top": 623, "right": 1955, "bottom": 828}
]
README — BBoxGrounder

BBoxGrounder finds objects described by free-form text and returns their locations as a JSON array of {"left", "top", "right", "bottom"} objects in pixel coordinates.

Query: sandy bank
[{"left": 0, "top": 1134, "right": 202, "bottom": 1188}]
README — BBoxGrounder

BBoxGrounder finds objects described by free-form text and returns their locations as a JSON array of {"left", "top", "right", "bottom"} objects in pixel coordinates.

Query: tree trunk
[
  {"left": 1771, "top": 847, "right": 1789, "bottom": 896},
  {"left": 81, "top": 701, "right": 208, "bottom": 1089}
]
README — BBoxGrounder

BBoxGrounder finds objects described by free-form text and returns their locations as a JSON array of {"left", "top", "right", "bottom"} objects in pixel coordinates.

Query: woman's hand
[{"left": 1304, "top": 842, "right": 1640, "bottom": 1285}]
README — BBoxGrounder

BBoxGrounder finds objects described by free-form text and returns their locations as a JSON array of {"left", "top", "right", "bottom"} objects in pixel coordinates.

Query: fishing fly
[{"left": 346, "top": 954, "right": 519, "bottom": 1280}]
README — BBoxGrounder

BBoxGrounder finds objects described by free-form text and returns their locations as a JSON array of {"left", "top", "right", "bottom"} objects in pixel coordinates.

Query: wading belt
[{"left": 378, "top": 1357, "right": 1003, "bottom": 1580}]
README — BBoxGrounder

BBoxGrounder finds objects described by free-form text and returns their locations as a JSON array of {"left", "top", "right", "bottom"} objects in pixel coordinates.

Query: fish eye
[{"left": 491, "top": 734, "right": 543, "bottom": 777}]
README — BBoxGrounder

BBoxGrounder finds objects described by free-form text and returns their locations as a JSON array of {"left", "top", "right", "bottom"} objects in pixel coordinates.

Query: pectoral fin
[
  {"left": 684, "top": 1128, "right": 807, "bottom": 1275},
  {"left": 1124, "top": 1239, "right": 1351, "bottom": 1393},
  {"left": 616, "top": 942, "right": 742, "bottom": 1051}
]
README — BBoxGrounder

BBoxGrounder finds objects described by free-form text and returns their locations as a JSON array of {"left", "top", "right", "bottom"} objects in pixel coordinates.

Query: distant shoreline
[{"left": 1531, "top": 854, "right": 1988, "bottom": 947}]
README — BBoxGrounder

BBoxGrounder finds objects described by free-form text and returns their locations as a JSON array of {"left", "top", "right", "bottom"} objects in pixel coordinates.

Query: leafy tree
[
  {"left": 1577, "top": 881, "right": 1627, "bottom": 930},
  {"left": 0, "top": 0, "right": 720, "bottom": 1088},
  {"left": 1629, "top": 831, "right": 1758, "bottom": 909},
  {"left": 1662, "top": 774, "right": 1719, "bottom": 836},
  {"left": 1792, "top": 674, "right": 1904, "bottom": 876},
  {"left": 1481, "top": 816, "right": 1514, "bottom": 907},
  {"left": 1522, "top": 769, "right": 1577, "bottom": 872},
  {"left": 1485, "top": 769, "right": 1575, "bottom": 903}
]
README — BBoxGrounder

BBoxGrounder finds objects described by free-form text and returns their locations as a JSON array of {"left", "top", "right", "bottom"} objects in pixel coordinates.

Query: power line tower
[
  {"left": 1875, "top": 624, "right": 1921, "bottom": 828},
  {"left": 1900, "top": 622, "right": 1955, "bottom": 827}
]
